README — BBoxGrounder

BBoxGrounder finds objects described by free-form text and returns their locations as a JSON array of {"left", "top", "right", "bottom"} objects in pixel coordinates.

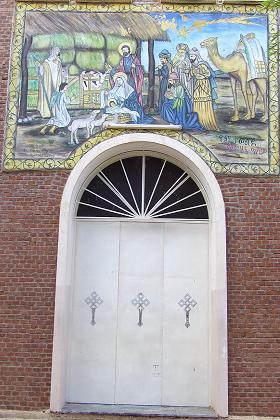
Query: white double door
[{"left": 68, "top": 220, "right": 209, "bottom": 407}]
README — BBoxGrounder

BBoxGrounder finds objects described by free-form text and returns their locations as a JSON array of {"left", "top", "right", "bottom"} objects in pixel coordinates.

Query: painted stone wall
[{"left": 0, "top": 0, "right": 279, "bottom": 416}]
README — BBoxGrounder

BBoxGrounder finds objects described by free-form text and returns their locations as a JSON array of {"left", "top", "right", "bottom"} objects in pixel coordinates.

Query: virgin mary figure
[{"left": 107, "top": 72, "right": 154, "bottom": 124}]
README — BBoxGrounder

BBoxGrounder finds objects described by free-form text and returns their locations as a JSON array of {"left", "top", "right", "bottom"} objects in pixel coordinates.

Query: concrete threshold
[
  {"left": 0, "top": 411, "right": 280, "bottom": 420},
  {"left": 62, "top": 404, "right": 217, "bottom": 417}
]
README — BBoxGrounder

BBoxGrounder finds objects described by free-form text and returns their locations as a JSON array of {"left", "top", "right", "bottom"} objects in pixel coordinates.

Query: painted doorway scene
[{"left": 66, "top": 156, "right": 211, "bottom": 414}]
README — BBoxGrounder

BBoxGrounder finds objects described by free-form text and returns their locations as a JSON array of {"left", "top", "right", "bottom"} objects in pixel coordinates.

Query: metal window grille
[{"left": 77, "top": 156, "right": 208, "bottom": 220}]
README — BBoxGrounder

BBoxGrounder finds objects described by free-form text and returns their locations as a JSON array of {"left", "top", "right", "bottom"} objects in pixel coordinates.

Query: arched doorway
[{"left": 50, "top": 133, "right": 228, "bottom": 417}]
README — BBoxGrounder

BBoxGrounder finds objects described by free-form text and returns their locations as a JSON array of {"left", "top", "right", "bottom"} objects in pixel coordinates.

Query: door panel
[
  {"left": 162, "top": 223, "right": 209, "bottom": 406},
  {"left": 67, "top": 221, "right": 120, "bottom": 403},
  {"left": 115, "top": 223, "right": 163, "bottom": 405},
  {"left": 68, "top": 220, "right": 209, "bottom": 408}
]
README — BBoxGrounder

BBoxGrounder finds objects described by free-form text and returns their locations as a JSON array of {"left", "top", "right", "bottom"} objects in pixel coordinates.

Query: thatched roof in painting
[{"left": 24, "top": 11, "right": 169, "bottom": 41}]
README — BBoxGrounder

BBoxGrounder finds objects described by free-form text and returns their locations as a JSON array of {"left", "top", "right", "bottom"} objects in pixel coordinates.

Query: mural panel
[{"left": 3, "top": 2, "right": 279, "bottom": 174}]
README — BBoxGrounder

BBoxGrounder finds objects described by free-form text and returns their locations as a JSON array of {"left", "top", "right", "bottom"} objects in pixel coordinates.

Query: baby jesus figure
[{"left": 105, "top": 99, "right": 140, "bottom": 123}]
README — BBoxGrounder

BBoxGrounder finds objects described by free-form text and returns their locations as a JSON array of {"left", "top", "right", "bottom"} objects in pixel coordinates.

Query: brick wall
[
  {"left": 0, "top": 171, "right": 68, "bottom": 410},
  {"left": 0, "top": 0, "right": 279, "bottom": 415},
  {"left": 1, "top": 173, "right": 279, "bottom": 415},
  {"left": 219, "top": 177, "right": 280, "bottom": 415}
]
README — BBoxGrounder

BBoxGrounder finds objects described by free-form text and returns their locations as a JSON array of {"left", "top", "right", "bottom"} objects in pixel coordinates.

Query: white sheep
[
  {"left": 88, "top": 113, "right": 110, "bottom": 136},
  {"left": 68, "top": 110, "right": 99, "bottom": 145}
]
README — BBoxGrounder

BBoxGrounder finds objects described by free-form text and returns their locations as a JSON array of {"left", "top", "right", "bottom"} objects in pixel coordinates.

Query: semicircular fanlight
[{"left": 77, "top": 156, "right": 208, "bottom": 220}]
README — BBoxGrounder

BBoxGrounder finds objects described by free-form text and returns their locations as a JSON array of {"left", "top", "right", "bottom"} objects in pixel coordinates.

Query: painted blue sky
[{"left": 141, "top": 12, "right": 268, "bottom": 71}]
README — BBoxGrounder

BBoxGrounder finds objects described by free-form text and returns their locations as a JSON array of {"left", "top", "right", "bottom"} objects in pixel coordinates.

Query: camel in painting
[{"left": 200, "top": 37, "right": 268, "bottom": 123}]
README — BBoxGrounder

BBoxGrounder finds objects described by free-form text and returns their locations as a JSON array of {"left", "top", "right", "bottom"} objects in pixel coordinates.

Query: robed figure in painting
[
  {"left": 161, "top": 72, "right": 203, "bottom": 130},
  {"left": 107, "top": 72, "right": 154, "bottom": 124},
  {"left": 117, "top": 44, "right": 144, "bottom": 105},
  {"left": 190, "top": 48, "right": 218, "bottom": 131},
  {"left": 37, "top": 47, "right": 63, "bottom": 118},
  {"left": 40, "top": 82, "right": 71, "bottom": 134},
  {"left": 157, "top": 49, "right": 172, "bottom": 113},
  {"left": 172, "top": 43, "right": 193, "bottom": 102},
  {"left": 237, "top": 33, "right": 267, "bottom": 81}
]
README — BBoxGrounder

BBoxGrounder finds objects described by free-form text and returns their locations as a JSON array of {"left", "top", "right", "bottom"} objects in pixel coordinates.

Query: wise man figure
[
  {"left": 190, "top": 47, "right": 218, "bottom": 131},
  {"left": 172, "top": 43, "right": 193, "bottom": 101},
  {"left": 37, "top": 47, "right": 63, "bottom": 118},
  {"left": 156, "top": 49, "right": 172, "bottom": 113},
  {"left": 236, "top": 33, "right": 267, "bottom": 81},
  {"left": 117, "top": 43, "right": 144, "bottom": 105}
]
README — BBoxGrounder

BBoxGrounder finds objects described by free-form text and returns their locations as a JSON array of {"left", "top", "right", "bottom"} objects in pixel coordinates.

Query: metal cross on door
[
  {"left": 178, "top": 293, "right": 197, "bottom": 328},
  {"left": 85, "top": 291, "right": 104, "bottom": 326},
  {"left": 131, "top": 292, "right": 150, "bottom": 327}
]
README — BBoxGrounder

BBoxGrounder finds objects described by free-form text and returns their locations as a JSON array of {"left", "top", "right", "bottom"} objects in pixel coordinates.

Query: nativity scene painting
[{"left": 4, "top": 3, "right": 278, "bottom": 173}]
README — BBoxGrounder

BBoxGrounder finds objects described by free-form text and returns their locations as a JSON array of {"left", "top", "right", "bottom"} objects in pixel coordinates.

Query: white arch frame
[{"left": 50, "top": 133, "right": 228, "bottom": 416}]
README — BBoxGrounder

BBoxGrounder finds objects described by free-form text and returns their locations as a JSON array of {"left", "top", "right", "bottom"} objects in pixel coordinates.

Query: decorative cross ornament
[
  {"left": 132, "top": 292, "right": 150, "bottom": 327},
  {"left": 178, "top": 293, "right": 197, "bottom": 328},
  {"left": 85, "top": 291, "right": 103, "bottom": 326}
]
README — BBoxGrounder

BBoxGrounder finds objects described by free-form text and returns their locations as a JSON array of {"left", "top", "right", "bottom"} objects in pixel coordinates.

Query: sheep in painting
[
  {"left": 87, "top": 114, "right": 110, "bottom": 137},
  {"left": 68, "top": 110, "right": 99, "bottom": 145}
]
